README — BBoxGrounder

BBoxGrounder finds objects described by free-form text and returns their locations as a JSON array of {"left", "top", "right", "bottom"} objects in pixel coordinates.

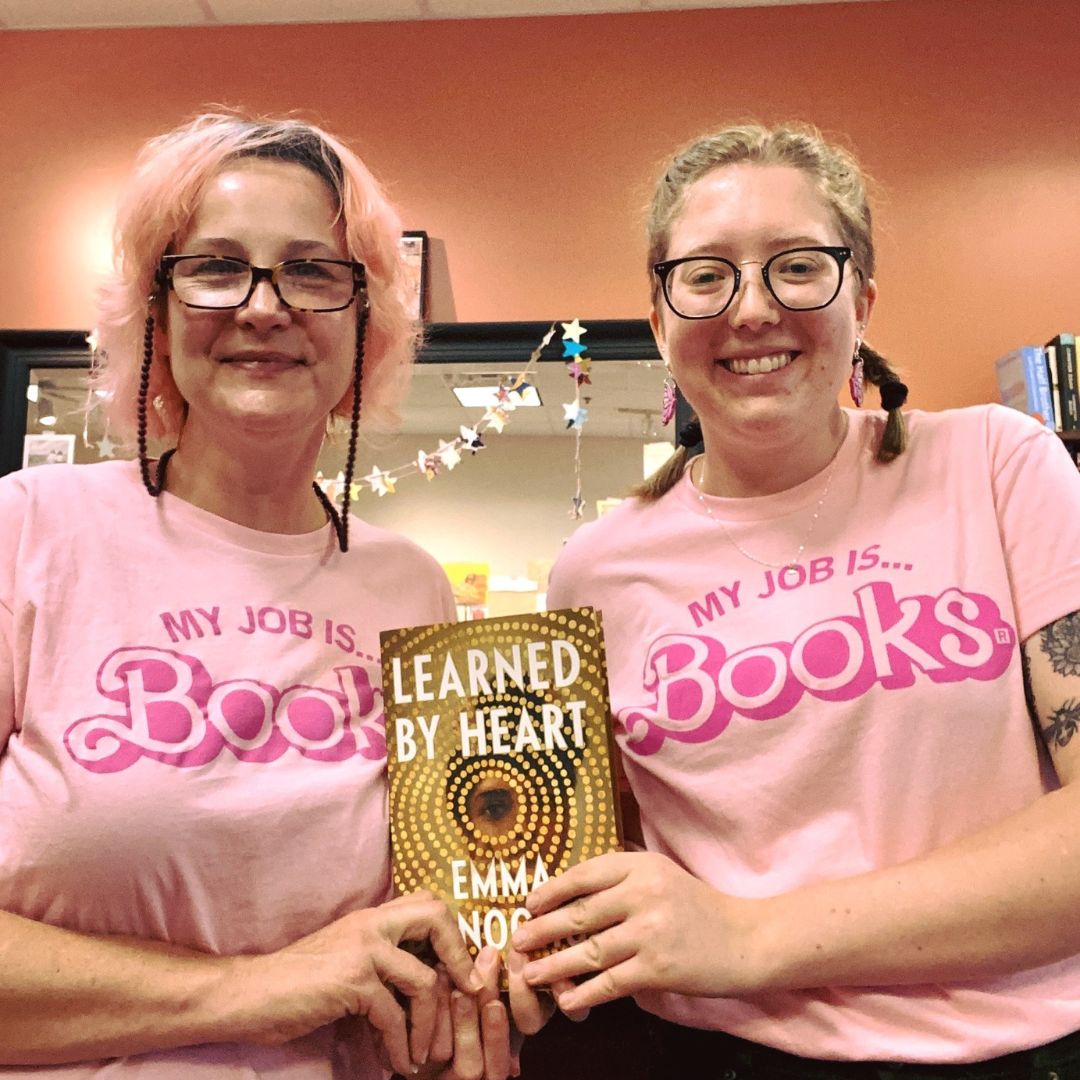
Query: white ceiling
[{"left": 0, "top": 0, "right": 885, "bottom": 31}]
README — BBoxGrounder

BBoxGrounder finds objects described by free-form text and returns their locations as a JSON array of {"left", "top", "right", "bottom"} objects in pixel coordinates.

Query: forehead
[
  {"left": 667, "top": 163, "right": 839, "bottom": 256},
  {"left": 178, "top": 158, "right": 343, "bottom": 247}
]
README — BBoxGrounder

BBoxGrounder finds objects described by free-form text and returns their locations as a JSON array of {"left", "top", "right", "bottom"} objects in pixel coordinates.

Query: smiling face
[
  {"left": 164, "top": 158, "right": 358, "bottom": 448},
  {"left": 651, "top": 163, "right": 875, "bottom": 452}
]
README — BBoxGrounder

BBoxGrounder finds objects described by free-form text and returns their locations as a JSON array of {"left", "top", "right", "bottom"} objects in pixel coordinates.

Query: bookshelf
[{"left": 1060, "top": 431, "right": 1080, "bottom": 467}]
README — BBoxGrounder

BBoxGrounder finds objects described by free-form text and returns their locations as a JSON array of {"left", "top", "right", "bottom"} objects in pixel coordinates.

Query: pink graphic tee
[
  {"left": 0, "top": 460, "right": 456, "bottom": 1079},
  {"left": 548, "top": 405, "right": 1080, "bottom": 1063}
]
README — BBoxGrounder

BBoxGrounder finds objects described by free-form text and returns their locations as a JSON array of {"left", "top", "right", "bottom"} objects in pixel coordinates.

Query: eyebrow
[
  {"left": 681, "top": 235, "right": 832, "bottom": 258},
  {"left": 181, "top": 237, "right": 345, "bottom": 258}
]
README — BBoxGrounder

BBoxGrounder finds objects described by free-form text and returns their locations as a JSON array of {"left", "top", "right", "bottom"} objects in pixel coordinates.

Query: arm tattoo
[
  {"left": 1031, "top": 611, "right": 1080, "bottom": 753},
  {"left": 1040, "top": 611, "right": 1080, "bottom": 677},
  {"left": 1043, "top": 700, "right": 1080, "bottom": 750}
]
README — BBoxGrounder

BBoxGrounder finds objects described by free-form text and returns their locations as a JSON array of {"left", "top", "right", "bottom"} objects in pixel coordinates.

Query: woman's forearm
[
  {"left": 749, "top": 782, "right": 1080, "bottom": 992},
  {"left": 0, "top": 909, "right": 251, "bottom": 1064}
]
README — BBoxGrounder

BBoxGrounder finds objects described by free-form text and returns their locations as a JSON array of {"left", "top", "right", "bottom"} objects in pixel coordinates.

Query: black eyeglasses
[
  {"left": 159, "top": 255, "right": 367, "bottom": 313},
  {"left": 653, "top": 246, "right": 854, "bottom": 320}
]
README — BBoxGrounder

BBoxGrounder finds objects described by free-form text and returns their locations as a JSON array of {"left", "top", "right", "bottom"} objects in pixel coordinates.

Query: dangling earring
[
  {"left": 137, "top": 307, "right": 175, "bottom": 497},
  {"left": 661, "top": 368, "right": 677, "bottom": 426},
  {"left": 849, "top": 337, "right": 865, "bottom": 408}
]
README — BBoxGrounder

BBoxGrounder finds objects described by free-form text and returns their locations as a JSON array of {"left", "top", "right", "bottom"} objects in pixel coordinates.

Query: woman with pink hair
[{"left": 0, "top": 113, "right": 524, "bottom": 1079}]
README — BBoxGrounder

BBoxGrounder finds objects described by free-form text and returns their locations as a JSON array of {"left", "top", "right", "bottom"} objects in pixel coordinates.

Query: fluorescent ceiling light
[{"left": 451, "top": 384, "right": 542, "bottom": 408}]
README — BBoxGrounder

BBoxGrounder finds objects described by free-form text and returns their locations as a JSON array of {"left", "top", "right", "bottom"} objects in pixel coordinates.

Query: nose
[
  {"left": 727, "top": 263, "right": 781, "bottom": 330},
  {"left": 237, "top": 277, "right": 291, "bottom": 330}
]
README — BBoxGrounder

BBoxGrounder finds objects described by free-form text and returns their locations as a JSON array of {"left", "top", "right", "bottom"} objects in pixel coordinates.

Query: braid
[
  {"left": 859, "top": 342, "right": 909, "bottom": 462},
  {"left": 631, "top": 415, "right": 701, "bottom": 501},
  {"left": 136, "top": 311, "right": 173, "bottom": 497},
  {"left": 314, "top": 303, "right": 367, "bottom": 553}
]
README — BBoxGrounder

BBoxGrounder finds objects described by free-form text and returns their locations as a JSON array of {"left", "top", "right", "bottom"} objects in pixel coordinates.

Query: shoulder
[
  {"left": 0, "top": 460, "right": 139, "bottom": 524},
  {"left": 345, "top": 516, "right": 451, "bottom": 581},
  {"left": 549, "top": 486, "right": 682, "bottom": 602},
  {"left": 854, "top": 405, "right": 1060, "bottom": 471},
  {"left": 559, "top": 491, "right": 671, "bottom": 561}
]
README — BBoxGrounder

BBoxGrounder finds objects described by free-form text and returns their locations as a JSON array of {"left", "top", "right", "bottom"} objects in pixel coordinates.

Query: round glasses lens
[
  {"left": 278, "top": 260, "right": 355, "bottom": 310},
  {"left": 171, "top": 257, "right": 251, "bottom": 308},
  {"left": 766, "top": 249, "right": 841, "bottom": 310},
  {"left": 666, "top": 258, "right": 736, "bottom": 318}
]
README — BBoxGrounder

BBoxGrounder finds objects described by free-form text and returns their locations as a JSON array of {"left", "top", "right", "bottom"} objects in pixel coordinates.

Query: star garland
[
  {"left": 560, "top": 318, "right": 590, "bottom": 519},
  {"left": 319, "top": 321, "right": 595, "bottom": 512}
]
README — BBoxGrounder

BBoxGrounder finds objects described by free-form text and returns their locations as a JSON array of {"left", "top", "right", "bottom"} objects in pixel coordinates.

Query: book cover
[
  {"left": 381, "top": 606, "right": 622, "bottom": 976},
  {"left": 1046, "top": 333, "right": 1079, "bottom": 432},
  {"left": 994, "top": 345, "right": 1053, "bottom": 429}
]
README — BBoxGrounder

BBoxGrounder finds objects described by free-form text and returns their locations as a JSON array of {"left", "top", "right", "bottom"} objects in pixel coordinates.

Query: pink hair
[{"left": 93, "top": 112, "right": 418, "bottom": 442}]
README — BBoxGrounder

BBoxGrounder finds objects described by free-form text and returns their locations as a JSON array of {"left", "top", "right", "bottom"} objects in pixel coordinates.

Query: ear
[
  {"left": 649, "top": 304, "right": 667, "bottom": 363},
  {"left": 856, "top": 276, "right": 877, "bottom": 331}
]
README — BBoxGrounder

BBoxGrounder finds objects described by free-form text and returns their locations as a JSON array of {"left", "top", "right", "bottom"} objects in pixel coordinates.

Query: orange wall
[{"left": 2, "top": 0, "right": 1078, "bottom": 411}]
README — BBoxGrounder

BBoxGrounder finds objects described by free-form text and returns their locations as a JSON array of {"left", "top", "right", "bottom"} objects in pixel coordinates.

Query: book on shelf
[
  {"left": 381, "top": 606, "right": 621, "bottom": 983},
  {"left": 994, "top": 345, "right": 1054, "bottom": 430},
  {"left": 1045, "top": 332, "right": 1079, "bottom": 433}
]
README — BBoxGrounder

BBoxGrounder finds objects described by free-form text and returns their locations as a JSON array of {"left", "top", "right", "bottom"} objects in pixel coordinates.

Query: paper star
[
  {"left": 494, "top": 385, "right": 518, "bottom": 412},
  {"left": 561, "top": 319, "right": 587, "bottom": 343},
  {"left": 436, "top": 439, "right": 461, "bottom": 471},
  {"left": 349, "top": 481, "right": 362, "bottom": 501},
  {"left": 482, "top": 407, "right": 509, "bottom": 433},
  {"left": 417, "top": 450, "right": 439, "bottom": 479},
  {"left": 567, "top": 361, "right": 592, "bottom": 386},
  {"left": 363, "top": 467, "right": 396, "bottom": 497},
  {"left": 563, "top": 402, "right": 588, "bottom": 429},
  {"left": 562, "top": 340, "right": 587, "bottom": 359},
  {"left": 96, "top": 434, "right": 116, "bottom": 458},
  {"left": 459, "top": 425, "right": 485, "bottom": 453}
]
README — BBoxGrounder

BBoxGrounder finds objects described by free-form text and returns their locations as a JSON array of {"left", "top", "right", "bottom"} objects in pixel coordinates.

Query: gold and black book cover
[{"left": 380, "top": 606, "right": 622, "bottom": 975}]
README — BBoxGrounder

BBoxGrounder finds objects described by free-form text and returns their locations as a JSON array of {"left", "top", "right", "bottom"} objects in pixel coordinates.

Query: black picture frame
[{"left": 0, "top": 331, "right": 90, "bottom": 479}]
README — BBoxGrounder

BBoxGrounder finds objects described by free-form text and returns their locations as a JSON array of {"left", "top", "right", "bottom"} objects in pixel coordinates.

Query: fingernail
[
  {"left": 416, "top": 1049, "right": 428, "bottom": 1065},
  {"left": 468, "top": 969, "right": 485, "bottom": 992},
  {"left": 511, "top": 930, "right": 527, "bottom": 949}
]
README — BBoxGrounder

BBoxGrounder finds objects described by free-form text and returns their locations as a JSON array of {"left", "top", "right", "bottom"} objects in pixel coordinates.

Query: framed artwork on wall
[
  {"left": 22, "top": 432, "right": 75, "bottom": 468},
  {"left": 400, "top": 230, "right": 429, "bottom": 322}
]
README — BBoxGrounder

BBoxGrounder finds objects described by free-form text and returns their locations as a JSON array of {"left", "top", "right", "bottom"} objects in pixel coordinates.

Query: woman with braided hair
[
  {"left": 512, "top": 122, "right": 1080, "bottom": 1077},
  {"left": 0, "top": 113, "right": 534, "bottom": 1079}
]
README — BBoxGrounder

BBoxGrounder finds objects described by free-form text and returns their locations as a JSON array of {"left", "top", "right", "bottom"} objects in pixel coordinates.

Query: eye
[
  {"left": 282, "top": 260, "right": 343, "bottom": 283},
  {"left": 177, "top": 256, "right": 246, "bottom": 278},
  {"left": 678, "top": 259, "right": 733, "bottom": 290},
  {"left": 464, "top": 774, "right": 521, "bottom": 837},
  {"left": 771, "top": 250, "right": 829, "bottom": 279},
  {"left": 473, "top": 787, "right": 515, "bottom": 824}
]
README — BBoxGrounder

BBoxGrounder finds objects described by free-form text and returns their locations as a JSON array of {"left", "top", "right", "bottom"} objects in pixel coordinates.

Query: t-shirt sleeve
[
  {"left": 988, "top": 407, "right": 1080, "bottom": 640},
  {"left": 0, "top": 474, "right": 28, "bottom": 752}
]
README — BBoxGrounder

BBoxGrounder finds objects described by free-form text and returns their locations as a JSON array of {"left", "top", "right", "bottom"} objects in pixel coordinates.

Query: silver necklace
[{"left": 689, "top": 425, "right": 846, "bottom": 572}]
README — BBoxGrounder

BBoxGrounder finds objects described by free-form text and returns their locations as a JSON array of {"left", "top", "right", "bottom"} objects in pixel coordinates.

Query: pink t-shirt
[
  {"left": 0, "top": 460, "right": 455, "bottom": 1078},
  {"left": 547, "top": 405, "right": 1080, "bottom": 1063}
]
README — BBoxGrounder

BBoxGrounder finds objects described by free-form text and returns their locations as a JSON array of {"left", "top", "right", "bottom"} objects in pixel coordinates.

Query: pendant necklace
[{"left": 689, "top": 419, "right": 848, "bottom": 573}]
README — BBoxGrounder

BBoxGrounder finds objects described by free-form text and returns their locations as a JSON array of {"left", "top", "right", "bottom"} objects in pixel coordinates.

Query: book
[
  {"left": 380, "top": 606, "right": 622, "bottom": 979},
  {"left": 994, "top": 345, "right": 1054, "bottom": 429},
  {"left": 1046, "top": 333, "right": 1079, "bottom": 432}
]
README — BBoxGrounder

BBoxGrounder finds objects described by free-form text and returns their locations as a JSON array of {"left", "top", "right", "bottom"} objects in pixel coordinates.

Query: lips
[
  {"left": 719, "top": 351, "right": 796, "bottom": 375},
  {"left": 221, "top": 352, "right": 305, "bottom": 366}
]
